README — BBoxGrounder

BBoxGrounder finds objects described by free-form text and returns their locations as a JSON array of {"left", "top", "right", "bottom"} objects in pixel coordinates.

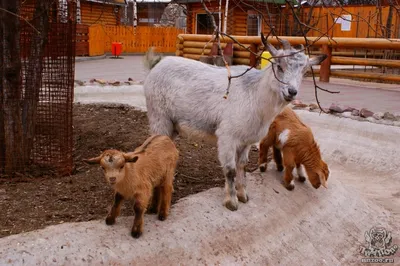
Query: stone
[
  {"left": 308, "top": 103, "right": 319, "bottom": 110},
  {"left": 351, "top": 109, "right": 360, "bottom": 116},
  {"left": 329, "top": 103, "right": 344, "bottom": 113},
  {"left": 360, "top": 108, "right": 374, "bottom": 118},
  {"left": 373, "top": 112, "right": 384, "bottom": 120},
  {"left": 158, "top": 3, "right": 186, "bottom": 27},
  {"left": 329, "top": 103, "right": 357, "bottom": 113},
  {"left": 383, "top": 112, "right": 396, "bottom": 121},
  {"left": 342, "top": 112, "right": 352, "bottom": 118}
]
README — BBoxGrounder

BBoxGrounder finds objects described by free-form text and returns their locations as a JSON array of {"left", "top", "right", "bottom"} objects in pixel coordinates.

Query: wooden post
[{"left": 319, "top": 44, "right": 332, "bottom": 83}]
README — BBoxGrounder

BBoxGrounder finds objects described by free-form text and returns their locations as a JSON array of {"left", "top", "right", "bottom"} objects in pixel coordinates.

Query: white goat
[{"left": 143, "top": 35, "right": 326, "bottom": 211}]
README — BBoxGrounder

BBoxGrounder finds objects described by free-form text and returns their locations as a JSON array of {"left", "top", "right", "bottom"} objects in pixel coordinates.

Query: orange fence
[{"left": 88, "top": 25, "right": 185, "bottom": 56}]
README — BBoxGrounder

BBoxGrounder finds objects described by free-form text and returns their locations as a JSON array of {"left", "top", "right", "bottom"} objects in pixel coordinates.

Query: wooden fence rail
[
  {"left": 88, "top": 25, "right": 185, "bottom": 56},
  {"left": 176, "top": 34, "right": 400, "bottom": 83}
]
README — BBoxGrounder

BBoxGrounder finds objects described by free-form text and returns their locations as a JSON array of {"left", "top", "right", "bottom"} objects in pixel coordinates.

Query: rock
[
  {"left": 74, "top": 80, "right": 85, "bottom": 86},
  {"left": 309, "top": 103, "right": 319, "bottom": 110},
  {"left": 360, "top": 108, "right": 374, "bottom": 118},
  {"left": 351, "top": 109, "right": 360, "bottom": 116},
  {"left": 373, "top": 112, "right": 384, "bottom": 120},
  {"left": 108, "top": 81, "right": 120, "bottom": 86},
  {"left": 342, "top": 112, "right": 352, "bottom": 118},
  {"left": 329, "top": 103, "right": 356, "bottom": 113},
  {"left": 158, "top": 3, "right": 186, "bottom": 27},
  {"left": 383, "top": 112, "right": 396, "bottom": 121},
  {"left": 329, "top": 103, "right": 344, "bottom": 113}
]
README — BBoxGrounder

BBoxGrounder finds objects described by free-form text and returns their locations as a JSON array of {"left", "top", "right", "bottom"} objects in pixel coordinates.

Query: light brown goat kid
[
  {"left": 83, "top": 135, "right": 179, "bottom": 238},
  {"left": 258, "top": 107, "right": 329, "bottom": 190}
]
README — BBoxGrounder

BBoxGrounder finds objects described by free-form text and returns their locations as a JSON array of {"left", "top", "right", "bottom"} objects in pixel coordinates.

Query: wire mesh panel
[{"left": 0, "top": 0, "right": 76, "bottom": 176}]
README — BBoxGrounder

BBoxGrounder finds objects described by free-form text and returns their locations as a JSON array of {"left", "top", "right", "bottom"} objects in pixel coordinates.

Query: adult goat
[{"left": 143, "top": 34, "right": 326, "bottom": 211}]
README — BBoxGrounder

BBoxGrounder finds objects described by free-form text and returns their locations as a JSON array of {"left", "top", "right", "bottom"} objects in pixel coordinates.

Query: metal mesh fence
[{"left": 0, "top": 0, "right": 76, "bottom": 177}]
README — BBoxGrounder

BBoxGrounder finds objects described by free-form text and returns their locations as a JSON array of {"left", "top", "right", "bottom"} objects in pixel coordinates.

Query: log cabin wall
[
  {"left": 80, "top": 1, "right": 123, "bottom": 26},
  {"left": 184, "top": 0, "right": 279, "bottom": 36}
]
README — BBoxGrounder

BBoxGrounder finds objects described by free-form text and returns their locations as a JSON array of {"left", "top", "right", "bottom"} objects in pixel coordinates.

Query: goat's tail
[{"left": 143, "top": 47, "right": 162, "bottom": 70}]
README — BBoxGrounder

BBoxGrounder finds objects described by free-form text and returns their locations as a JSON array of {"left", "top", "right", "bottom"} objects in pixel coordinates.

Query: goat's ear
[
  {"left": 309, "top": 54, "right": 327, "bottom": 66},
  {"left": 261, "top": 32, "right": 278, "bottom": 57},
  {"left": 123, "top": 152, "right": 139, "bottom": 163},
  {"left": 83, "top": 156, "right": 102, "bottom": 165},
  {"left": 319, "top": 172, "right": 328, "bottom": 189}
]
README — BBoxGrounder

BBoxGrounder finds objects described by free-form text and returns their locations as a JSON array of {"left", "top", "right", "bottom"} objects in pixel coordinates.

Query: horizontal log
[
  {"left": 331, "top": 56, "right": 400, "bottom": 68},
  {"left": 178, "top": 34, "right": 400, "bottom": 50},
  {"left": 182, "top": 41, "right": 254, "bottom": 51},
  {"left": 330, "top": 71, "right": 400, "bottom": 82},
  {"left": 182, "top": 48, "right": 250, "bottom": 59},
  {"left": 182, "top": 53, "right": 250, "bottom": 66}
]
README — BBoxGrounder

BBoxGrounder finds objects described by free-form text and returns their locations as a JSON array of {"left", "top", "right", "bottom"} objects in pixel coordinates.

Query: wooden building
[
  {"left": 176, "top": 0, "right": 286, "bottom": 36},
  {"left": 78, "top": 0, "right": 127, "bottom": 26},
  {"left": 125, "top": 0, "right": 169, "bottom": 26}
]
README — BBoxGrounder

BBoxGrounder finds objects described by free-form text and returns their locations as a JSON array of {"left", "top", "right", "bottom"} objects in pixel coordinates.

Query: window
[
  {"left": 196, "top": 13, "right": 220, "bottom": 34},
  {"left": 247, "top": 13, "right": 261, "bottom": 36}
]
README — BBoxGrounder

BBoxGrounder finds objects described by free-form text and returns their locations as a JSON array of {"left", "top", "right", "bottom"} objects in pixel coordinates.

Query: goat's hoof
[
  {"left": 224, "top": 198, "right": 239, "bottom": 211},
  {"left": 237, "top": 193, "right": 249, "bottom": 203},
  {"left": 298, "top": 176, "right": 306, "bottom": 182},
  {"left": 284, "top": 183, "right": 295, "bottom": 191},
  {"left": 277, "top": 165, "right": 284, "bottom": 172},
  {"left": 158, "top": 213, "right": 167, "bottom": 221},
  {"left": 259, "top": 163, "right": 267, "bottom": 172},
  {"left": 105, "top": 216, "right": 115, "bottom": 225},
  {"left": 131, "top": 230, "right": 142, "bottom": 239}
]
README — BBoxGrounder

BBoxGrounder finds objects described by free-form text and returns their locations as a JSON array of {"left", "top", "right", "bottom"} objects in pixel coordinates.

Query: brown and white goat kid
[
  {"left": 83, "top": 135, "right": 179, "bottom": 238},
  {"left": 258, "top": 107, "right": 329, "bottom": 190}
]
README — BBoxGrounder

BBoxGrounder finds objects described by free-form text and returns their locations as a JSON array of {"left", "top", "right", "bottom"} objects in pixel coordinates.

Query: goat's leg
[
  {"left": 131, "top": 195, "right": 149, "bottom": 238},
  {"left": 273, "top": 147, "right": 284, "bottom": 172},
  {"left": 296, "top": 164, "right": 306, "bottom": 182},
  {"left": 147, "top": 111, "right": 177, "bottom": 139},
  {"left": 258, "top": 130, "right": 275, "bottom": 172},
  {"left": 217, "top": 137, "right": 239, "bottom": 211},
  {"left": 158, "top": 181, "right": 173, "bottom": 221},
  {"left": 106, "top": 192, "right": 124, "bottom": 225},
  {"left": 147, "top": 186, "right": 160, "bottom": 214},
  {"left": 236, "top": 145, "right": 251, "bottom": 203},
  {"left": 282, "top": 149, "right": 295, "bottom": 191}
]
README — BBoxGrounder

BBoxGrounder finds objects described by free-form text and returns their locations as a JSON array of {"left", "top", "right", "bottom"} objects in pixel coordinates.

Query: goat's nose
[
  {"left": 109, "top": 177, "right": 116, "bottom": 183},
  {"left": 288, "top": 88, "right": 297, "bottom": 97}
]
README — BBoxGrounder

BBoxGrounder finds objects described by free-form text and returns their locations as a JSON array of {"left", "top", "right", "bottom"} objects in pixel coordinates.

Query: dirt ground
[{"left": 0, "top": 103, "right": 262, "bottom": 238}]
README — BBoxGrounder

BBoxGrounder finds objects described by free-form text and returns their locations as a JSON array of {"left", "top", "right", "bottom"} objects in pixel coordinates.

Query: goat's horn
[
  {"left": 280, "top": 39, "right": 291, "bottom": 50},
  {"left": 261, "top": 32, "right": 277, "bottom": 56}
]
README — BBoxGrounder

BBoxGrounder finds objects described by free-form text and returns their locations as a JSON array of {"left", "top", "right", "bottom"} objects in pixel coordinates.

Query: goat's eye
[
  {"left": 277, "top": 65, "right": 283, "bottom": 72},
  {"left": 120, "top": 166, "right": 124, "bottom": 170},
  {"left": 101, "top": 166, "right": 105, "bottom": 170}
]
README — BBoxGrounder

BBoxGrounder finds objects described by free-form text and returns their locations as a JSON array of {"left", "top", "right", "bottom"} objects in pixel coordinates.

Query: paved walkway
[{"left": 75, "top": 55, "right": 400, "bottom": 113}]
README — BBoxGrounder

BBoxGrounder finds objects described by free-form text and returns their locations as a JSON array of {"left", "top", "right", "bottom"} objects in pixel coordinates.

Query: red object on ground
[{"left": 112, "top": 42, "right": 122, "bottom": 56}]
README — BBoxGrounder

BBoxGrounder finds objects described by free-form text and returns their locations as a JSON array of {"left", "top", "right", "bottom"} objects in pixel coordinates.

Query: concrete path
[
  {"left": 1, "top": 56, "right": 399, "bottom": 265},
  {"left": 0, "top": 109, "right": 399, "bottom": 265},
  {"left": 75, "top": 55, "right": 400, "bottom": 113}
]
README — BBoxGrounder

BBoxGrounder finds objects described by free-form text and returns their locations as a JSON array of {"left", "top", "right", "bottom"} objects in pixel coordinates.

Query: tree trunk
[
  {"left": 22, "top": 0, "right": 51, "bottom": 166},
  {"left": 385, "top": 3, "right": 393, "bottom": 38},
  {"left": 0, "top": 0, "right": 23, "bottom": 175}
]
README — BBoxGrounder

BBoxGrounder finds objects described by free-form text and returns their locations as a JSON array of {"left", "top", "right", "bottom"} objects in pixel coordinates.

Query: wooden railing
[
  {"left": 88, "top": 25, "right": 185, "bottom": 56},
  {"left": 176, "top": 34, "right": 400, "bottom": 83}
]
